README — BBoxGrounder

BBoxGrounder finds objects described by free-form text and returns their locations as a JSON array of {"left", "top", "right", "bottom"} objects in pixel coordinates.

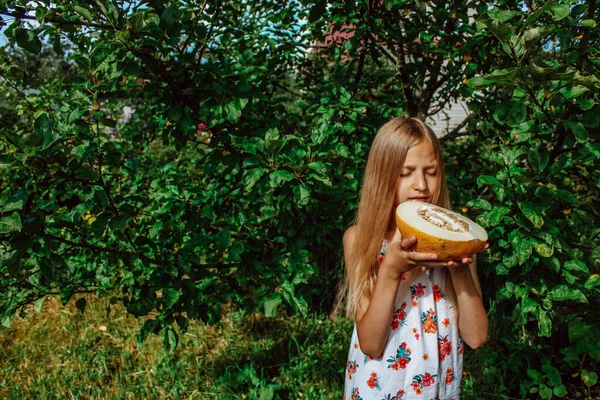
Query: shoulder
[{"left": 343, "top": 225, "right": 358, "bottom": 248}]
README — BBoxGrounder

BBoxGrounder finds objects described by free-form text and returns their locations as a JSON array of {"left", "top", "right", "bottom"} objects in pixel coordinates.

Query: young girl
[{"left": 343, "top": 117, "right": 488, "bottom": 399}]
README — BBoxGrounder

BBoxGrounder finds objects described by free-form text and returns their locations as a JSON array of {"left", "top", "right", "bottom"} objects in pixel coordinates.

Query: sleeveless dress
[{"left": 343, "top": 239, "right": 464, "bottom": 400}]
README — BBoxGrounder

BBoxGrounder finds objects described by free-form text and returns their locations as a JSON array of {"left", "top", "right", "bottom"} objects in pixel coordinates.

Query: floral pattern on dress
[
  {"left": 348, "top": 360, "right": 358, "bottom": 380},
  {"left": 433, "top": 284, "right": 445, "bottom": 302},
  {"left": 387, "top": 342, "right": 412, "bottom": 370},
  {"left": 367, "top": 372, "right": 382, "bottom": 391},
  {"left": 411, "top": 372, "right": 438, "bottom": 395},
  {"left": 445, "top": 368, "right": 456, "bottom": 385},
  {"left": 421, "top": 308, "right": 438, "bottom": 334},
  {"left": 438, "top": 336, "right": 453, "bottom": 361},
  {"left": 350, "top": 387, "right": 363, "bottom": 400},
  {"left": 344, "top": 240, "right": 463, "bottom": 399},
  {"left": 391, "top": 301, "right": 408, "bottom": 330},
  {"left": 380, "top": 390, "right": 406, "bottom": 400}
]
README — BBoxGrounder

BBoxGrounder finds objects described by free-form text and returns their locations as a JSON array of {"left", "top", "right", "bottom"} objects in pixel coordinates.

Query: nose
[{"left": 414, "top": 172, "right": 427, "bottom": 191}]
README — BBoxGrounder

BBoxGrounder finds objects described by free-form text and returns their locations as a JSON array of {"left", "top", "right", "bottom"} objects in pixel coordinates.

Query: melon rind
[{"left": 395, "top": 201, "right": 488, "bottom": 261}]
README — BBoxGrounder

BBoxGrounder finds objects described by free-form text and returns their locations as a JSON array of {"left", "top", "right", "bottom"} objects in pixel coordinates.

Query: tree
[{"left": 0, "top": 0, "right": 598, "bottom": 395}]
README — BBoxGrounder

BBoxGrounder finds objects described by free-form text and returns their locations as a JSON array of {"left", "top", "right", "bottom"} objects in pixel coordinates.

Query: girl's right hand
[{"left": 379, "top": 229, "right": 449, "bottom": 280}]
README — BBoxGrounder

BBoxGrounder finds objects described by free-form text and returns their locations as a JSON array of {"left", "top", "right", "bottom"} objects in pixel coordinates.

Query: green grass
[
  {"left": 1, "top": 295, "right": 511, "bottom": 399},
  {"left": 0, "top": 295, "right": 351, "bottom": 399}
]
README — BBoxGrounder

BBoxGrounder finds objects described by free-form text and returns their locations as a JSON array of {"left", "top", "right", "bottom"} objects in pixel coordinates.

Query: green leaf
[
  {"left": 477, "top": 175, "right": 503, "bottom": 188},
  {"left": 265, "top": 127, "right": 280, "bottom": 146},
  {"left": 553, "top": 384, "right": 568, "bottom": 397},
  {"left": 581, "top": 369, "right": 598, "bottom": 387},
  {"left": 536, "top": 309, "right": 552, "bottom": 337},
  {"left": 563, "top": 260, "right": 589, "bottom": 274},
  {"left": 263, "top": 293, "right": 282, "bottom": 317},
  {"left": 215, "top": 230, "right": 231, "bottom": 251},
  {"left": 15, "top": 28, "right": 42, "bottom": 53},
  {"left": 528, "top": 147, "right": 549, "bottom": 172},
  {"left": 547, "top": 285, "right": 588, "bottom": 303},
  {"left": 162, "top": 288, "right": 182, "bottom": 309},
  {"left": 584, "top": 274, "right": 600, "bottom": 289},
  {"left": 520, "top": 0, "right": 558, "bottom": 32},
  {"left": 293, "top": 183, "right": 310, "bottom": 206},
  {"left": 279, "top": 281, "right": 308, "bottom": 317},
  {"left": 0, "top": 189, "right": 26, "bottom": 213},
  {"left": 493, "top": 100, "right": 527, "bottom": 127},
  {"left": 549, "top": 4, "right": 570, "bottom": 21},
  {"left": 224, "top": 101, "right": 242, "bottom": 123},
  {"left": 511, "top": 233, "right": 532, "bottom": 265},
  {"left": 581, "top": 19, "right": 597, "bottom": 28},
  {"left": 0, "top": 212, "right": 22, "bottom": 233},
  {"left": 467, "top": 68, "right": 519, "bottom": 90},
  {"left": 488, "top": 9, "right": 520, "bottom": 22},
  {"left": 539, "top": 385, "right": 553, "bottom": 399},
  {"left": 577, "top": 98, "right": 595, "bottom": 111},
  {"left": 563, "top": 120, "right": 588, "bottom": 143},
  {"left": 163, "top": 327, "right": 178, "bottom": 352},
  {"left": 559, "top": 85, "right": 589, "bottom": 100},
  {"left": 74, "top": 5, "right": 93, "bottom": 21},
  {"left": 269, "top": 170, "right": 294, "bottom": 187},
  {"left": 242, "top": 168, "right": 265, "bottom": 191},
  {"left": 518, "top": 202, "right": 544, "bottom": 228}
]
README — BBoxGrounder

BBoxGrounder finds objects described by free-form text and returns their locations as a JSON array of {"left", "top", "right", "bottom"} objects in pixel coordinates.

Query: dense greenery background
[{"left": 0, "top": 0, "right": 598, "bottom": 398}]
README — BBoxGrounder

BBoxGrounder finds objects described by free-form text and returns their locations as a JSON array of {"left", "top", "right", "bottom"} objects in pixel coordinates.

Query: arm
[
  {"left": 449, "top": 256, "right": 488, "bottom": 349},
  {"left": 345, "top": 227, "right": 446, "bottom": 359}
]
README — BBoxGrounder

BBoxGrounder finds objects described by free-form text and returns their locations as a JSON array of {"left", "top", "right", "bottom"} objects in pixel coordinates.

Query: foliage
[{"left": 0, "top": 0, "right": 599, "bottom": 397}]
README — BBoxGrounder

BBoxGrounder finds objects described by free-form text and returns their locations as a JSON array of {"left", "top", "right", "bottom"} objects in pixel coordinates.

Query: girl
[{"left": 343, "top": 117, "right": 488, "bottom": 399}]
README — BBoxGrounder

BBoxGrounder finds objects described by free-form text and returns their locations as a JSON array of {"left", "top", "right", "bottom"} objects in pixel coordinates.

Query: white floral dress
[{"left": 343, "top": 240, "right": 464, "bottom": 400}]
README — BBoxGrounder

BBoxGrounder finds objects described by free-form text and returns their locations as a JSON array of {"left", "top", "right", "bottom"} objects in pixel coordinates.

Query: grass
[
  {"left": 0, "top": 294, "right": 351, "bottom": 399},
  {"left": 0, "top": 294, "right": 530, "bottom": 399}
]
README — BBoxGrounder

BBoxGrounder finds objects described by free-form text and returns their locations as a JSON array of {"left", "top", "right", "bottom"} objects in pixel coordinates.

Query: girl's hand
[
  {"left": 379, "top": 229, "right": 450, "bottom": 280},
  {"left": 446, "top": 242, "right": 490, "bottom": 269}
]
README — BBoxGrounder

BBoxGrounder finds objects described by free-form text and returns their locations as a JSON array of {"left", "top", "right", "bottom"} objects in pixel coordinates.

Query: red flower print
[
  {"left": 415, "top": 388, "right": 422, "bottom": 395},
  {"left": 402, "top": 272, "right": 408, "bottom": 280},
  {"left": 366, "top": 371, "right": 381, "bottom": 390},
  {"left": 416, "top": 283, "right": 425, "bottom": 297},
  {"left": 421, "top": 372, "right": 436, "bottom": 387},
  {"left": 446, "top": 368, "right": 455, "bottom": 385},
  {"left": 347, "top": 360, "right": 358, "bottom": 380},
  {"left": 438, "top": 336, "right": 453, "bottom": 361},
  {"left": 442, "top": 318, "right": 450, "bottom": 327},
  {"left": 422, "top": 354, "right": 429, "bottom": 360},
  {"left": 412, "top": 327, "right": 420, "bottom": 340},
  {"left": 387, "top": 342, "right": 412, "bottom": 370},
  {"left": 433, "top": 284, "right": 444, "bottom": 302},
  {"left": 390, "top": 303, "right": 408, "bottom": 330},
  {"left": 396, "top": 390, "right": 405, "bottom": 397},
  {"left": 379, "top": 255, "right": 384, "bottom": 264}
]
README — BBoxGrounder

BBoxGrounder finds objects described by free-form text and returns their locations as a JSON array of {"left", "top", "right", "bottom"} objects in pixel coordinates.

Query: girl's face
[{"left": 394, "top": 139, "right": 439, "bottom": 207}]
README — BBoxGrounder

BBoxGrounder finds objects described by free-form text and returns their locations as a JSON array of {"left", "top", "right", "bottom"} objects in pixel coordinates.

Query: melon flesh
[{"left": 395, "top": 201, "right": 488, "bottom": 261}]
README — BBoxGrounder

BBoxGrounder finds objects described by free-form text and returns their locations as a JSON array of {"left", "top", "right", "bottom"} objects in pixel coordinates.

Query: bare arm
[
  {"left": 345, "top": 227, "right": 448, "bottom": 359},
  {"left": 449, "top": 256, "right": 488, "bottom": 349}
]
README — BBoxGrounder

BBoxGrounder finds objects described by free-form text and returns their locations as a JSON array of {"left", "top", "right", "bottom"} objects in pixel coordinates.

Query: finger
[
  {"left": 460, "top": 257, "right": 473, "bottom": 264},
  {"left": 407, "top": 252, "right": 438, "bottom": 262},
  {"left": 401, "top": 236, "right": 417, "bottom": 250},
  {"left": 483, "top": 242, "right": 490, "bottom": 250},
  {"left": 413, "top": 261, "right": 451, "bottom": 269}
]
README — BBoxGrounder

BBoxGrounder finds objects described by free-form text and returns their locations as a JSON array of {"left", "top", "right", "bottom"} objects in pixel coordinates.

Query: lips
[{"left": 410, "top": 197, "right": 429, "bottom": 202}]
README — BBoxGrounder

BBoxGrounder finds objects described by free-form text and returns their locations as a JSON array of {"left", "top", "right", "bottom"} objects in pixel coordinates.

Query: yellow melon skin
[{"left": 396, "top": 214, "right": 486, "bottom": 261}]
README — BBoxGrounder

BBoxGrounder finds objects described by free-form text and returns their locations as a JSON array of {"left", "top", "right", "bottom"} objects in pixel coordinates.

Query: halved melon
[{"left": 395, "top": 200, "right": 488, "bottom": 261}]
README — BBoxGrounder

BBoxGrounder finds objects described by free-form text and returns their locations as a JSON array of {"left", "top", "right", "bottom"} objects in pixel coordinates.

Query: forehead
[{"left": 403, "top": 140, "right": 438, "bottom": 166}]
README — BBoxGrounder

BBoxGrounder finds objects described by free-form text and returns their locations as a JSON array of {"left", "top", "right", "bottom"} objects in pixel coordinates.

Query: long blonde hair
[{"left": 345, "top": 117, "right": 456, "bottom": 319}]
